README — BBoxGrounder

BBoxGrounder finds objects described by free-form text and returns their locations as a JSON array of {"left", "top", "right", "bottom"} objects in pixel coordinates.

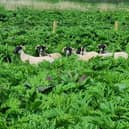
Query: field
[{"left": 1, "top": 5, "right": 129, "bottom": 129}]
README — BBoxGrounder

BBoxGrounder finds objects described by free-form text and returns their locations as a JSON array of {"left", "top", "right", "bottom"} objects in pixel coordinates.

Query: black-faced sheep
[
  {"left": 98, "top": 44, "right": 128, "bottom": 59},
  {"left": 14, "top": 45, "right": 54, "bottom": 64}
]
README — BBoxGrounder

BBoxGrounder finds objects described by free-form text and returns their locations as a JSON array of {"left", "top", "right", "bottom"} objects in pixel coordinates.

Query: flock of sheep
[{"left": 14, "top": 44, "right": 128, "bottom": 65}]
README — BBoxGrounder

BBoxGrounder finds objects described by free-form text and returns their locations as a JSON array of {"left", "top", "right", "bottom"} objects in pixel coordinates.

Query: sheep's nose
[
  {"left": 100, "top": 48, "right": 103, "bottom": 52},
  {"left": 66, "top": 50, "right": 70, "bottom": 56},
  {"left": 80, "top": 50, "right": 83, "bottom": 55}
]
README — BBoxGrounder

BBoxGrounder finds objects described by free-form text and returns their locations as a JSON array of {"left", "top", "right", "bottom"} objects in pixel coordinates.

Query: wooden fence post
[
  {"left": 114, "top": 21, "right": 119, "bottom": 31},
  {"left": 52, "top": 21, "right": 57, "bottom": 33}
]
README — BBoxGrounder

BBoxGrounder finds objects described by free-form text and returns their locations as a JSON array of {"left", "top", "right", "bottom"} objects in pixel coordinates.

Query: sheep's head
[
  {"left": 63, "top": 47, "right": 72, "bottom": 56},
  {"left": 14, "top": 45, "right": 23, "bottom": 54},
  {"left": 98, "top": 44, "right": 106, "bottom": 54},
  {"left": 76, "top": 47, "right": 85, "bottom": 55},
  {"left": 35, "top": 45, "right": 47, "bottom": 56}
]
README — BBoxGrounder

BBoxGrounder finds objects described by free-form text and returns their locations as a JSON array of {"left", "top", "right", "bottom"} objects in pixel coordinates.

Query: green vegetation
[{"left": 1, "top": 6, "right": 129, "bottom": 128}]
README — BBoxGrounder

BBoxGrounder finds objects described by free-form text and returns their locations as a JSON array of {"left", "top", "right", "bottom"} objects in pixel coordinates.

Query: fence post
[
  {"left": 114, "top": 21, "right": 119, "bottom": 31},
  {"left": 52, "top": 21, "right": 57, "bottom": 33}
]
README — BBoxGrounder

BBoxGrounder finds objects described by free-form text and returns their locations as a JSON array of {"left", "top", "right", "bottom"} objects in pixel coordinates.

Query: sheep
[
  {"left": 76, "top": 46, "right": 98, "bottom": 61},
  {"left": 98, "top": 44, "right": 128, "bottom": 59},
  {"left": 35, "top": 45, "right": 62, "bottom": 59},
  {"left": 63, "top": 46, "right": 98, "bottom": 61},
  {"left": 14, "top": 45, "right": 54, "bottom": 64}
]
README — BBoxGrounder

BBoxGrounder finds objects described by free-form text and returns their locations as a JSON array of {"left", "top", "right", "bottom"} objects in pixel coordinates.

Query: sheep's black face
[
  {"left": 98, "top": 44, "right": 106, "bottom": 54},
  {"left": 14, "top": 46, "right": 22, "bottom": 54},
  {"left": 76, "top": 47, "right": 84, "bottom": 55},
  {"left": 64, "top": 47, "right": 72, "bottom": 56},
  {"left": 35, "top": 45, "right": 47, "bottom": 56}
]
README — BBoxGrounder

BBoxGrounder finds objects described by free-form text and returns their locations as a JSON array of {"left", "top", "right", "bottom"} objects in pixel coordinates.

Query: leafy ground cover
[{"left": 1, "top": 6, "right": 129, "bottom": 128}]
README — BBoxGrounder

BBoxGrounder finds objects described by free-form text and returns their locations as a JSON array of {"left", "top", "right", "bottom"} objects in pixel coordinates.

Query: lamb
[
  {"left": 35, "top": 45, "right": 62, "bottom": 59},
  {"left": 98, "top": 44, "right": 128, "bottom": 59},
  {"left": 14, "top": 45, "right": 54, "bottom": 64}
]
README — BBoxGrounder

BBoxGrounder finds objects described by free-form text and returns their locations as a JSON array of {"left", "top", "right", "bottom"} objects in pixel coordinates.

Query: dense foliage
[{"left": 1, "top": 6, "right": 129, "bottom": 128}]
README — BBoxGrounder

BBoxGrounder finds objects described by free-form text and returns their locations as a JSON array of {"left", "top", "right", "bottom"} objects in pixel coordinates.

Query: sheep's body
[
  {"left": 75, "top": 47, "right": 98, "bottom": 61},
  {"left": 98, "top": 52, "right": 113, "bottom": 57},
  {"left": 98, "top": 51, "right": 128, "bottom": 59},
  {"left": 78, "top": 51, "right": 98, "bottom": 61},
  {"left": 20, "top": 50, "right": 54, "bottom": 64},
  {"left": 114, "top": 52, "right": 128, "bottom": 59},
  {"left": 20, "top": 51, "right": 31, "bottom": 62},
  {"left": 48, "top": 53, "right": 62, "bottom": 59},
  {"left": 29, "top": 56, "right": 54, "bottom": 64}
]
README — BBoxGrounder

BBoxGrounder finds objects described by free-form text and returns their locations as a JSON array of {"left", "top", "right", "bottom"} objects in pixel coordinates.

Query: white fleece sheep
[
  {"left": 98, "top": 44, "right": 128, "bottom": 59},
  {"left": 15, "top": 46, "right": 54, "bottom": 64},
  {"left": 98, "top": 52, "right": 113, "bottom": 57}
]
